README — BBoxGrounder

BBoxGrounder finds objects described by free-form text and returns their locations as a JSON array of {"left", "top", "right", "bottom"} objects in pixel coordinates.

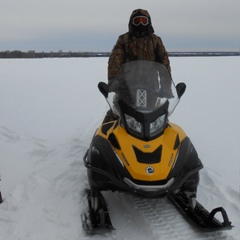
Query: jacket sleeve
[
  {"left": 155, "top": 36, "right": 171, "bottom": 75},
  {"left": 108, "top": 35, "right": 125, "bottom": 81}
]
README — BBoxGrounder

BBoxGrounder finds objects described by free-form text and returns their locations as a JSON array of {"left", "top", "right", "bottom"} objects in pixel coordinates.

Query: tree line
[
  {"left": 0, "top": 50, "right": 110, "bottom": 58},
  {"left": 0, "top": 50, "right": 239, "bottom": 58}
]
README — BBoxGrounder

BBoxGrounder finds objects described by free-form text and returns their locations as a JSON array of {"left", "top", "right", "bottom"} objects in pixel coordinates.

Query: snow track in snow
[{"left": 99, "top": 191, "right": 233, "bottom": 240}]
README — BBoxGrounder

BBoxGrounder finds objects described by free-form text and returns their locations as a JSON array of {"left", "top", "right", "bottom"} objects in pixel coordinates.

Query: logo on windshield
[{"left": 136, "top": 89, "right": 147, "bottom": 108}]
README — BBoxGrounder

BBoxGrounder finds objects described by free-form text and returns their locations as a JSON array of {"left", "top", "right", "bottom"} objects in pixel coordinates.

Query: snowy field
[{"left": 0, "top": 56, "right": 239, "bottom": 240}]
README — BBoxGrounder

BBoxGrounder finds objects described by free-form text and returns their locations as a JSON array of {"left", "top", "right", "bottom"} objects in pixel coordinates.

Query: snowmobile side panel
[{"left": 167, "top": 136, "right": 203, "bottom": 192}]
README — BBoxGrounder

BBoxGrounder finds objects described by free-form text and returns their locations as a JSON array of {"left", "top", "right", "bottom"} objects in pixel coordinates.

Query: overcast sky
[{"left": 0, "top": 0, "right": 239, "bottom": 52}]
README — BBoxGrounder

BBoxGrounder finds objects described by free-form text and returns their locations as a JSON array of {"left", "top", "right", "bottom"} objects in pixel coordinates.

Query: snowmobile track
[{"left": 101, "top": 192, "right": 233, "bottom": 240}]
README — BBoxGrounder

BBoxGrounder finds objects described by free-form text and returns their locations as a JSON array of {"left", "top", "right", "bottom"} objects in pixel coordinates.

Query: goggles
[{"left": 132, "top": 16, "right": 149, "bottom": 26}]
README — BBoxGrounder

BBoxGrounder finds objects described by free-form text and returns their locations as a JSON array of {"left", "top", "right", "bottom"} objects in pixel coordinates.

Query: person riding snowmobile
[
  {"left": 103, "top": 9, "right": 197, "bottom": 208},
  {"left": 81, "top": 10, "right": 233, "bottom": 231},
  {"left": 104, "top": 8, "right": 171, "bottom": 123},
  {"left": 108, "top": 8, "right": 171, "bottom": 81}
]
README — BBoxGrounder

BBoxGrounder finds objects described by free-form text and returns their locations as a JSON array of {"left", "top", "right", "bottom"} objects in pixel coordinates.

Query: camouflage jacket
[{"left": 108, "top": 33, "right": 171, "bottom": 80}]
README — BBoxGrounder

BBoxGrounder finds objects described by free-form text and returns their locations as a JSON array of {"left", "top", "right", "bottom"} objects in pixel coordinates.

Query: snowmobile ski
[
  {"left": 81, "top": 190, "right": 114, "bottom": 234},
  {"left": 168, "top": 191, "right": 233, "bottom": 232}
]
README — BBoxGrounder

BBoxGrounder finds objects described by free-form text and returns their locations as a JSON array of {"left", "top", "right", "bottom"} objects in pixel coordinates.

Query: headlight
[
  {"left": 150, "top": 114, "right": 166, "bottom": 136},
  {"left": 125, "top": 114, "right": 142, "bottom": 133}
]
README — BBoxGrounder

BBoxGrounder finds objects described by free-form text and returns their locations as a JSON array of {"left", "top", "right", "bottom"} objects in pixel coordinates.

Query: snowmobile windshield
[{"left": 108, "top": 61, "right": 179, "bottom": 140}]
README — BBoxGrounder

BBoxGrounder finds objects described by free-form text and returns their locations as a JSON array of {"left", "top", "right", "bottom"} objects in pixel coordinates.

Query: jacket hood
[{"left": 128, "top": 9, "right": 154, "bottom": 35}]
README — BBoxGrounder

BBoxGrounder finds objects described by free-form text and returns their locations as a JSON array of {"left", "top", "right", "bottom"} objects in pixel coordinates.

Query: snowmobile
[{"left": 82, "top": 60, "right": 233, "bottom": 233}]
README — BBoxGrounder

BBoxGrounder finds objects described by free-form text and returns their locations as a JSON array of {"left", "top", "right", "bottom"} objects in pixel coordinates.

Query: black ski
[{"left": 168, "top": 191, "right": 233, "bottom": 232}]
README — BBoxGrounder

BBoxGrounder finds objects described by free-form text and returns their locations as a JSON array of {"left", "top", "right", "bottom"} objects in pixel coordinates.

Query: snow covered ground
[{"left": 0, "top": 56, "right": 239, "bottom": 240}]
